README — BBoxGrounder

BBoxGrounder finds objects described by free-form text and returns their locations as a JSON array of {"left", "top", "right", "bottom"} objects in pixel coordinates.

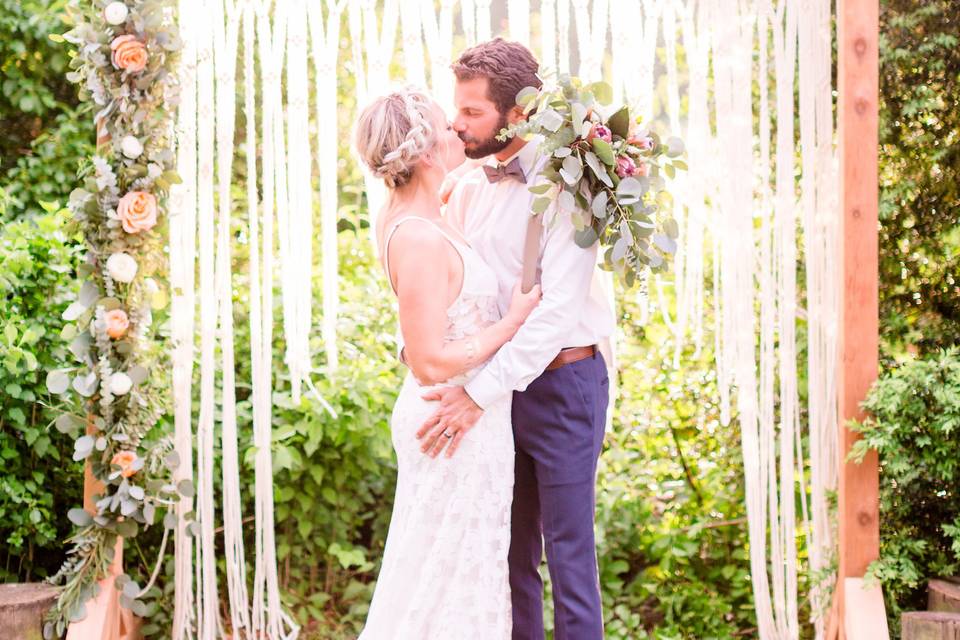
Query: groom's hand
[{"left": 417, "top": 386, "right": 483, "bottom": 458}]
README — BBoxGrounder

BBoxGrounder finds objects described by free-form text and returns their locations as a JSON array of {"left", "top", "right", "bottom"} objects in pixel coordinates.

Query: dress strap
[{"left": 383, "top": 216, "right": 467, "bottom": 295}]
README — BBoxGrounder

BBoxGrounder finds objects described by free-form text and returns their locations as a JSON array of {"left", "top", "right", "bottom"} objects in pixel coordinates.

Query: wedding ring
[{"left": 443, "top": 430, "right": 453, "bottom": 439}]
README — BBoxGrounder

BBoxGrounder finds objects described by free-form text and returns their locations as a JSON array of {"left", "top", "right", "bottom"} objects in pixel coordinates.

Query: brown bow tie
[{"left": 483, "top": 157, "right": 527, "bottom": 184}]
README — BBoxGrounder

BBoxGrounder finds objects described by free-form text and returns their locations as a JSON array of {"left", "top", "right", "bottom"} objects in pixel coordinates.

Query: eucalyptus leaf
[
  {"left": 574, "top": 226, "right": 598, "bottom": 248},
  {"left": 591, "top": 191, "right": 609, "bottom": 218},
  {"left": 62, "top": 301, "right": 86, "bottom": 321},
  {"left": 613, "top": 237, "right": 629, "bottom": 262},
  {"left": 607, "top": 106, "right": 630, "bottom": 139},
  {"left": 557, "top": 190, "right": 576, "bottom": 213},
  {"left": 122, "top": 580, "right": 140, "bottom": 599},
  {"left": 664, "top": 218, "right": 680, "bottom": 239},
  {"left": 586, "top": 81, "right": 613, "bottom": 105},
  {"left": 46, "top": 370, "right": 71, "bottom": 395},
  {"left": 528, "top": 182, "right": 553, "bottom": 195},
  {"left": 128, "top": 365, "right": 148, "bottom": 385},
  {"left": 665, "top": 136, "right": 685, "bottom": 157},
  {"left": 653, "top": 233, "right": 678, "bottom": 255},
  {"left": 129, "top": 485, "right": 145, "bottom": 500},
  {"left": 143, "top": 502, "right": 156, "bottom": 525},
  {"left": 116, "top": 519, "right": 138, "bottom": 538},
  {"left": 531, "top": 197, "right": 552, "bottom": 215},
  {"left": 68, "top": 507, "right": 93, "bottom": 527},
  {"left": 538, "top": 109, "right": 564, "bottom": 132},
  {"left": 590, "top": 139, "right": 615, "bottom": 165},
  {"left": 177, "top": 479, "right": 196, "bottom": 498},
  {"left": 79, "top": 281, "right": 100, "bottom": 306}
]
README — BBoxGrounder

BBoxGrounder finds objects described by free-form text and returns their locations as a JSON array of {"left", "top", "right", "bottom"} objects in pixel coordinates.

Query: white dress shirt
[{"left": 445, "top": 140, "right": 615, "bottom": 410}]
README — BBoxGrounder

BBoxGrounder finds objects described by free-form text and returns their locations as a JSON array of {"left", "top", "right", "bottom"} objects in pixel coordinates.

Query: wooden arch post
[{"left": 834, "top": 0, "right": 888, "bottom": 638}]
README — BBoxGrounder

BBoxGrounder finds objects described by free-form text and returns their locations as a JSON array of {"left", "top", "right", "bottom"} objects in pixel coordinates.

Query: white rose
[
  {"left": 104, "top": 2, "right": 129, "bottom": 25},
  {"left": 120, "top": 135, "right": 143, "bottom": 159},
  {"left": 110, "top": 372, "right": 133, "bottom": 396},
  {"left": 106, "top": 252, "right": 138, "bottom": 283}
]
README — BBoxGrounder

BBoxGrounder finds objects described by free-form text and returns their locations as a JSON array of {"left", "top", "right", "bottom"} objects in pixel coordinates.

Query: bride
[{"left": 352, "top": 87, "right": 541, "bottom": 639}]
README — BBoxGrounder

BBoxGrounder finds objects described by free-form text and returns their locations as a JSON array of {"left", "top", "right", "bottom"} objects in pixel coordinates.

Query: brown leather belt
[{"left": 545, "top": 345, "right": 597, "bottom": 371}]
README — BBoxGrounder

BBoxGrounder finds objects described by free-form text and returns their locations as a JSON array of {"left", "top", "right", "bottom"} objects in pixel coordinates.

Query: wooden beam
[
  {"left": 844, "top": 578, "right": 890, "bottom": 639},
  {"left": 837, "top": 0, "right": 884, "bottom": 637}
]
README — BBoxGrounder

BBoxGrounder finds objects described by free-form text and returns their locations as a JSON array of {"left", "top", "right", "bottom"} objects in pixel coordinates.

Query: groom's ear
[{"left": 506, "top": 104, "right": 526, "bottom": 125}]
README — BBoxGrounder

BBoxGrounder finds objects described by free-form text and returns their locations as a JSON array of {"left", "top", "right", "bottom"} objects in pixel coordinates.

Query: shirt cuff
[{"left": 464, "top": 367, "right": 503, "bottom": 411}]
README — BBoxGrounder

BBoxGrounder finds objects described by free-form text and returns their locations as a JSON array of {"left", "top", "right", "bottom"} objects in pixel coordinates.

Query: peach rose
[
  {"left": 105, "top": 309, "right": 130, "bottom": 339},
  {"left": 110, "top": 35, "right": 148, "bottom": 73},
  {"left": 117, "top": 191, "right": 157, "bottom": 234},
  {"left": 111, "top": 450, "right": 138, "bottom": 478}
]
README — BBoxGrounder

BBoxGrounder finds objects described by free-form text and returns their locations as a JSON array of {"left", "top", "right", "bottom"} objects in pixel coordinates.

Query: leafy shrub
[
  {"left": 850, "top": 348, "right": 960, "bottom": 635},
  {"left": 0, "top": 194, "right": 84, "bottom": 581}
]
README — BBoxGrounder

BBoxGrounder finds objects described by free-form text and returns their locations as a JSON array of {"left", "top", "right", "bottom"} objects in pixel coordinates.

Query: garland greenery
[{"left": 43, "top": 1, "right": 186, "bottom": 636}]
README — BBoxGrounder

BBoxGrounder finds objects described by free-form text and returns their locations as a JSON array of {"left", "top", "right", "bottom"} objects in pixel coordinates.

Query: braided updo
[{"left": 354, "top": 87, "right": 438, "bottom": 189}]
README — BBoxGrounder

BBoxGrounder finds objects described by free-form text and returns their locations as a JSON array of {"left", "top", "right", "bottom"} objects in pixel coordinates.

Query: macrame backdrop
[{"left": 169, "top": 0, "right": 838, "bottom": 638}]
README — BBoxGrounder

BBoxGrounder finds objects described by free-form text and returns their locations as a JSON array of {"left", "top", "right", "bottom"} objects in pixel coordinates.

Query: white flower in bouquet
[
  {"left": 103, "top": 2, "right": 129, "bottom": 25},
  {"left": 120, "top": 135, "right": 143, "bottom": 159},
  {"left": 109, "top": 372, "right": 133, "bottom": 396},
  {"left": 106, "top": 252, "right": 138, "bottom": 283}
]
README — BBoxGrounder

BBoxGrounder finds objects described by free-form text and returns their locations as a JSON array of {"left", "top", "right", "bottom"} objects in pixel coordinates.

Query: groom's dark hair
[{"left": 452, "top": 38, "right": 541, "bottom": 116}]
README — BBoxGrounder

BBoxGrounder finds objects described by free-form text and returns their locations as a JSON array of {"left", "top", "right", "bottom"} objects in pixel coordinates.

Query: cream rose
[
  {"left": 110, "top": 35, "right": 148, "bottom": 73},
  {"left": 103, "top": 2, "right": 129, "bottom": 25},
  {"left": 110, "top": 372, "right": 133, "bottom": 396},
  {"left": 104, "top": 309, "right": 130, "bottom": 339},
  {"left": 120, "top": 135, "right": 143, "bottom": 159},
  {"left": 117, "top": 191, "right": 157, "bottom": 234},
  {"left": 106, "top": 252, "right": 138, "bottom": 283},
  {"left": 111, "top": 450, "right": 138, "bottom": 478}
]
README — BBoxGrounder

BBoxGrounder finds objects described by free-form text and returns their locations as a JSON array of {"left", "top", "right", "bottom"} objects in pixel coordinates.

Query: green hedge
[{"left": 851, "top": 348, "right": 960, "bottom": 636}]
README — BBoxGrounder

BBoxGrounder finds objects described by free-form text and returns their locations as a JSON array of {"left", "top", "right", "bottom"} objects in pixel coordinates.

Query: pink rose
[
  {"left": 628, "top": 135, "right": 654, "bottom": 150},
  {"left": 110, "top": 35, "right": 148, "bottom": 73},
  {"left": 117, "top": 191, "right": 157, "bottom": 234},
  {"left": 111, "top": 450, "right": 138, "bottom": 478},
  {"left": 615, "top": 155, "right": 637, "bottom": 178},
  {"left": 105, "top": 309, "right": 130, "bottom": 339},
  {"left": 587, "top": 124, "right": 612, "bottom": 143}
]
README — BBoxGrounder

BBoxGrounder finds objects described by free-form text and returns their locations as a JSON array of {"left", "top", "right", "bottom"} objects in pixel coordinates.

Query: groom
[{"left": 416, "top": 38, "right": 615, "bottom": 640}]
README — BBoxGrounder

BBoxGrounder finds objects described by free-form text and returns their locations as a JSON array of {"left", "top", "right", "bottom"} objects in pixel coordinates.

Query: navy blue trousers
[{"left": 508, "top": 351, "right": 609, "bottom": 640}]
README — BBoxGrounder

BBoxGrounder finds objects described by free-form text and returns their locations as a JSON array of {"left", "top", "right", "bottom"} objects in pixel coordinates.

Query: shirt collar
[{"left": 486, "top": 137, "right": 542, "bottom": 181}]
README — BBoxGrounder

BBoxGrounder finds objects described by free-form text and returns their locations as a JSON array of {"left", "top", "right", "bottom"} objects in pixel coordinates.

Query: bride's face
[{"left": 429, "top": 102, "right": 466, "bottom": 172}]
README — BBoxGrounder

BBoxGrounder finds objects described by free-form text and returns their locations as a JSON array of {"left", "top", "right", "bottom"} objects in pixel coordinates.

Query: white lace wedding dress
[{"left": 358, "top": 217, "right": 514, "bottom": 640}]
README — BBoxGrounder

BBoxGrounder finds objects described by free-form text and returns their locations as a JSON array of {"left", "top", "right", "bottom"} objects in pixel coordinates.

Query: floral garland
[{"left": 44, "top": 1, "right": 186, "bottom": 636}]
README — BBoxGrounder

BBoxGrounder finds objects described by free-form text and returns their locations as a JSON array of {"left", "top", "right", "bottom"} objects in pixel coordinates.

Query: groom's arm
[{"left": 463, "top": 207, "right": 599, "bottom": 409}]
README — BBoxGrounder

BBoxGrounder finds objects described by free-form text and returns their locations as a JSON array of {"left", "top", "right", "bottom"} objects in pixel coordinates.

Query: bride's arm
[{"left": 390, "top": 225, "right": 540, "bottom": 386}]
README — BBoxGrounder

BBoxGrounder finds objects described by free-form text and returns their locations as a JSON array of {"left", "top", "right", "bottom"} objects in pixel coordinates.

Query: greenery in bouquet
[
  {"left": 499, "top": 75, "right": 686, "bottom": 287},
  {"left": 42, "top": 0, "right": 186, "bottom": 636}
]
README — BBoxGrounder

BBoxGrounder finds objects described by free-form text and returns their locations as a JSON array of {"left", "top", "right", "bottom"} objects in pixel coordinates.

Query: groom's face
[{"left": 453, "top": 77, "right": 511, "bottom": 159}]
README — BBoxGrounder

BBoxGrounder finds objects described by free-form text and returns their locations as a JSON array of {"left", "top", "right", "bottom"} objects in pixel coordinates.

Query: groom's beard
[{"left": 460, "top": 112, "right": 510, "bottom": 159}]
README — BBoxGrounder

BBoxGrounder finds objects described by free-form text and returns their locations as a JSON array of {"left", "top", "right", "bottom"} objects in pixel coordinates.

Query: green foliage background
[{"left": 0, "top": 1, "right": 957, "bottom": 638}]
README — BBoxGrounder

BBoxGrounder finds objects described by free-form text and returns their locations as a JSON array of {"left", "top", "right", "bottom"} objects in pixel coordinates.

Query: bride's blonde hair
[{"left": 354, "top": 87, "right": 439, "bottom": 189}]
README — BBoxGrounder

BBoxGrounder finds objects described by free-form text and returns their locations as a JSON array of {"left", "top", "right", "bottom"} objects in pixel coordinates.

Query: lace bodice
[{"left": 383, "top": 216, "right": 501, "bottom": 384}]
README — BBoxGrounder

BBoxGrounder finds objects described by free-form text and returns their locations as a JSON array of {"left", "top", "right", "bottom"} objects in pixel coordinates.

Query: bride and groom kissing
[{"left": 352, "top": 37, "right": 614, "bottom": 640}]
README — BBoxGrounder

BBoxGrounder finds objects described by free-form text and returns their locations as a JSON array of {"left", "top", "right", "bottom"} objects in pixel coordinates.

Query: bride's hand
[{"left": 505, "top": 281, "right": 542, "bottom": 328}]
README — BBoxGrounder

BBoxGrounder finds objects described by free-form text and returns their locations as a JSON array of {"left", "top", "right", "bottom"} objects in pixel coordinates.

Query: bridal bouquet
[{"left": 501, "top": 76, "right": 686, "bottom": 287}]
